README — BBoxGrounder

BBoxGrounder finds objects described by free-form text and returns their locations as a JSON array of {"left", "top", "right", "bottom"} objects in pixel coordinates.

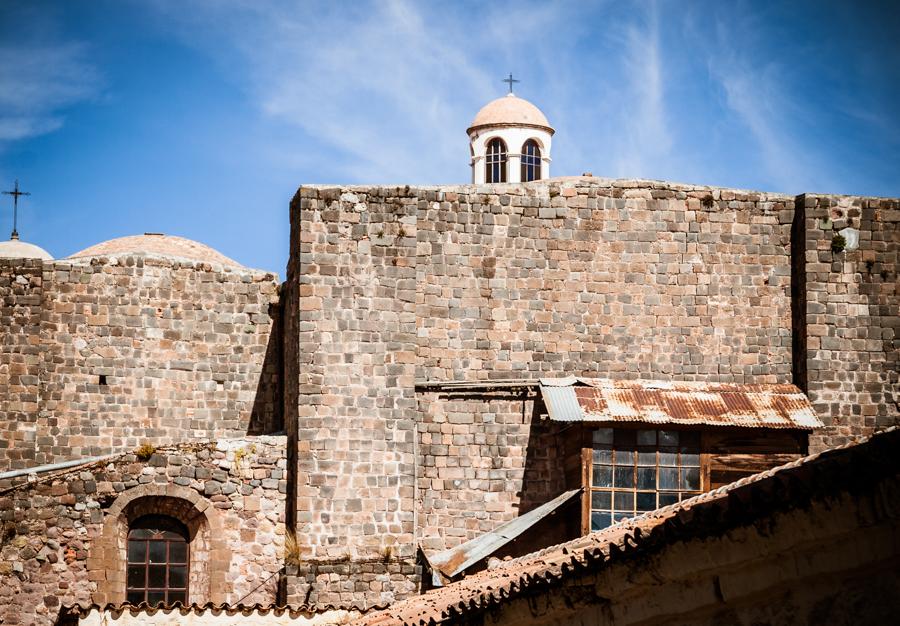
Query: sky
[{"left": 1, "top": 0, "right": 899, "bottom": 274}]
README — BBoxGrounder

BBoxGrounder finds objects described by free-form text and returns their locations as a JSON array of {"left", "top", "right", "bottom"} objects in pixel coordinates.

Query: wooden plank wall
[{"left": 704, "top": 428, "right": 809, "bottom": 490}]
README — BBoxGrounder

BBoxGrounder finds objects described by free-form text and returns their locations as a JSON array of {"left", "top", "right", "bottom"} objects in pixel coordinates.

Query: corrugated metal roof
[
  {"left": 426, "top": 488, "right": 582, "bottom": 580},
  {"left": 539, "top": 378, "right": 822, "bottom": 429}
]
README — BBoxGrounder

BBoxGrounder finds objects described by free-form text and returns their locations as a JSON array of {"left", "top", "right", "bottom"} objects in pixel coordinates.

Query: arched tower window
[
  {"left": 485, "top": 138, "right": 508, "bottom": 183},
  {"left": 126, "top": 515, "right": 190, "bottom": 606},
  {"left": 521, "top": 139, "right": 542, "bottom": 182}
]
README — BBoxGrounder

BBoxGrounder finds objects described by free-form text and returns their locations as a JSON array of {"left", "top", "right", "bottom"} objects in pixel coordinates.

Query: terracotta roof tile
[{"left": 352, "top": 427, "right": 899, "bottom": 625}]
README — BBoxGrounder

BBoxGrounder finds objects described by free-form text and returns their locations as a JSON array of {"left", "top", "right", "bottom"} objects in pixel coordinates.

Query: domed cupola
[{"left": 467, "top": 78, "right": 554, "bottom": 184}]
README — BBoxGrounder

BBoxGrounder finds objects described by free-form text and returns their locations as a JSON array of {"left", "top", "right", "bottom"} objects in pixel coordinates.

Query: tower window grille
[
  {"left": 521, "top": 139, "right": 542, "bottom": 182},
  {"left": 485, "top": 138, "right": 508, "bottom": 183}
]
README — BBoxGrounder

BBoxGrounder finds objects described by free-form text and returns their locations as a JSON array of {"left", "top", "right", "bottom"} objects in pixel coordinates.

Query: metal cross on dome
[
  {"left": 503, "top": 73, "right": 520, "bottom": 94},
  {"left": 2, "top": 179, "right": 30, "bottom": 241}
]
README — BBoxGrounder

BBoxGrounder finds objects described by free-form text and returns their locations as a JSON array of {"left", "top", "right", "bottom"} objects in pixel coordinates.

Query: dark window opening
[
  {"left": 485, "top": 138, "right": 508, "bottom": 183},
  {"left": 98, "top": 375, "right": 108, "bottom": 386},
  {"left": 126, "top": 515, "right": 189, "bottom": 606},
  {"left": 520, "top": 139, "right": 542, "bottom": 182},
  {"left": 589, "top": 428, "right": 701, "bottom": 531}
]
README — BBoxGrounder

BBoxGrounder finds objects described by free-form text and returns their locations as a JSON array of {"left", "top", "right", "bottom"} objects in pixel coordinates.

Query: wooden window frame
[
  {"left": 126, "top": 515, "right": 190, "bottom": 606},
  {"left": 580, "top": 426, "right": 709, "bottom": 535}
]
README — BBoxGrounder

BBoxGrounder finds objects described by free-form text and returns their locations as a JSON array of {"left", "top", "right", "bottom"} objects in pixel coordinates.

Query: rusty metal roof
[
  {"left": 426, "top": 488, "right": 582, "bottom": 580},
  {"left": 539, "top": 377, "right": 822, "bottom": 429},
  {"left": 350, "top": 427, "right": 900, "bottom": 626}
]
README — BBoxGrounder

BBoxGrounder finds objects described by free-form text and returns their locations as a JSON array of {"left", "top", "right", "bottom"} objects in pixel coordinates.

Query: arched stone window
[
  {"left": 88, "top": 484, "right": 231, "bottom": 606},
  {"left": 521, "top": 139, "right": 542, "bottom": 182},
  {"left": 485, "top": 138, "right": 508, "bottom": 183},
  {"left": 126, "top": 515, "right": 190, "bottom": 606}
]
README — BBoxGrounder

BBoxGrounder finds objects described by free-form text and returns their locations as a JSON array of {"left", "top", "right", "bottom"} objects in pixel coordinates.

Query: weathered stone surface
[
  {"left": 0, "top": 255, "right": 282, "bottom": 475},
  {"left": 0, "top": 437, "right": 287, "bottom": 626}
]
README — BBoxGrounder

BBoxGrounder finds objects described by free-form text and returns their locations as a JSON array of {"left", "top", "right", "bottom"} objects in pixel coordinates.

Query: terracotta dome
[
  {"left": 68, "top": 233, "right": 243, "bottom": 268},
  {"left": 467, "top": 93, "right": 554, "bottom": 134},
  {"left": 0, "top": 238, "right": 53, "bottom": 261}
]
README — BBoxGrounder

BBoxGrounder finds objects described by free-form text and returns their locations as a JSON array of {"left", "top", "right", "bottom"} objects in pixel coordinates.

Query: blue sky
[{"left": 1, "top": 0, "right": 898, "bottom": 274}]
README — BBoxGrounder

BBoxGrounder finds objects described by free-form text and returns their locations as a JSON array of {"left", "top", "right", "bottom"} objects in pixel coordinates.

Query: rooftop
[
  {"left": 68, "top": 233, "right": 243, "bottom": 268},
  {"left": 467, "top": 93, "right": 554, "bottom": 134},
  {"left": 0, "top": 237, "right": 53, "bottom": 261},
  {"left": 352, "top": 427, "right": 900, "bottom": 625}
]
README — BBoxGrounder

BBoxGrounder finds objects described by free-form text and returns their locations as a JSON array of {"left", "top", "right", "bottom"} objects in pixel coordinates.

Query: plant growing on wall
[
  {"left": 831, "top": 234, "right": 847, "bottom": 253},
  {"left": 134, "top": 443, "right": 156, "bottom": 461}
]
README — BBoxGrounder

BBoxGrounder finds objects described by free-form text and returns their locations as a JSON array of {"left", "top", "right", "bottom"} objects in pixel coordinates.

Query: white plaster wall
[{"left": 469, "top": 126, "right": 552, "bottom": 184}]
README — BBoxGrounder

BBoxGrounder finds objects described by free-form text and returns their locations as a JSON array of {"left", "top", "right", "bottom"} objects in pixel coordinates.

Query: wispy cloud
[
  {"left": 147, "top": 0, "right": 593, "bottom": 183},
  {"left": 150, "top": 0, "right": 505, "bottom": 183},
  {"left": 700, "top": 10, "right": 822, "bottom": 193},
  {"left": 0, "top": 41, "right": 100, "bottom": 145},
  {"left": 611, "top": 1, "right": 672, "bottom": 178}
]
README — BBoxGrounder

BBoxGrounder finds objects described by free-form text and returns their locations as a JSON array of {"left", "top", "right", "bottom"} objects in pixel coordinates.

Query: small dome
[
  {"left": 69, "top": 233, "right": 243, "bottom": 268},
  {"left": 0, "top": 238, "right": 53, "bottom": 261},
  {"left": 468, "top": 94, "right": 554, "bottom": 134}
]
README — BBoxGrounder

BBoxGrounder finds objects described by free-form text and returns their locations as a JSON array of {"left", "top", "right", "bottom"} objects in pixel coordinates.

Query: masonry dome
[
  {"left": 68, "top": 233, "right": 243, "bottom": 267},
  {"left": 468, "top": 93, "right": 554, "bottom": 134},
  {"left": 0, "top": 238, "right": 53, "bottom": 261}
]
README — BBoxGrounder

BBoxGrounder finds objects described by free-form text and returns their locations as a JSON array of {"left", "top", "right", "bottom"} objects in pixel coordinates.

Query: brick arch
[{"left": 89, "top": 484, "right": 231, "bottom": 605}]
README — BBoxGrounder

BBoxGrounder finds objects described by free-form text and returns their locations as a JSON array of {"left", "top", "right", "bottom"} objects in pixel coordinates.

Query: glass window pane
[
  {"left": 614, "top": 466, "right": 634, "bottom": 489},
  {"left": 681, "top": 467, "right": 700, "bottom": 491},
  {"left": 679, "top": 431, "right": 700, "bottom": 448},
  {"left": 592, "top": 465, "right": 612, "bottom": 487},
  {"left": 614, "top": 430, "right": 636, "bottom": 447},
  {"left": 613, "top": 491, "right": 634, "bottom": 511},
  {"left": 614, "top": 512, "right": 631, "bottom": 523},
  {"left": 146, "top": 590, "right": 165, "bottom": 607},
  {"left": 593, "top": 447, "right": 613, "bottom": 464},
  {"left": 659, "top": 449, "right": 678, "bottom": 466},
  {"left": 168, "top": 591, "right": 187, "bottom": 605},
  {"left": 637, "top": 467, "right": 656, "bottom": 489},
  {"left": 660, "top": 467, "right": 678, "bottom": 490},
  {"left": 681, "top": 451, "right": 700, "bottom": 467},
  {"left": 591, "top": 511, "right": 612, "bottom": 531},
  {"left": 659, "top": 430, "right": 679, "bottom": 446},
  {"left": 636, "top": 430, "right": 656, "bottom": 446},
  {"left": 591, "top": 490, "right": 611, "bottom": 510},
  {"left": 148, "top": 565, "right": 166, "bottom": 588},
  {"left": 615, "top": 449, "right": 635, "bottom": 465},
  {"left": 126, "top": 590, "right": 144, "bottom": 605},
  {"left": 593, "top": 428, "right": 613, "bottom": 445},
  {"left": 127, "top": 540, "right": 146, "bottom": 563},
  {"left": 659, "top": 492, "right": 679, "bottom": 507},
  {"left": 148, "top": 541, "right": 167, "bottom": 564},
  {"left": 636, "top": 492, "right": 656, "bottom": 512},
  {"left": 127, "top": 565, "right": 145, "bottom": 587},
  {"left": 168, "top": 565, "right": 187, "bottom": 589},
  {"left": 129, "top": 528, "right": 153, "bottom": 539},
  {"left": 169, "top": 541, "right": 187, "bottom": 564},
  {"left": 637, "top": 450, "right": 656, "bottom": 466}
]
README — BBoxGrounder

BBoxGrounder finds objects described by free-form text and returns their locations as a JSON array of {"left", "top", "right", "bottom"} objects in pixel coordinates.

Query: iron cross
[
  {"left": 2, "top": 179, "right": 30, "bottom": 240},
  {"left": 503, "top": 73, "right": 520, "bottom": 94}
]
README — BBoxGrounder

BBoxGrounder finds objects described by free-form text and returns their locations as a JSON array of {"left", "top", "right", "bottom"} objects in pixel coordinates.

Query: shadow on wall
[{"left": 248, "top": 297, "right": 285, "bottom": 435}]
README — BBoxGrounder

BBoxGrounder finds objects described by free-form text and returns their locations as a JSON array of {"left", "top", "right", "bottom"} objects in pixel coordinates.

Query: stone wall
[
  {"left": 0, "top": 255, "right": 281, "bottom": 473},
  {"left": 288, "top": 178, "right": 797, "bottom": 606},
  {"left": 416, "top": 391, "right": 571, "bottom": 554},
  {"left": 797, "top": 194, "right": 900, "bottom": 453},
  {"left": 289, "top": 186, "right": 420, "bottom": 606},
  {"left": 0, "top": 259, "right": 44, "bottom": 470},
  {"left": 412, "top": 179, "right": 794, "bottom": 382},
  {"left": 0, "top": 436, "right": 287, "bottom": 626}
]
